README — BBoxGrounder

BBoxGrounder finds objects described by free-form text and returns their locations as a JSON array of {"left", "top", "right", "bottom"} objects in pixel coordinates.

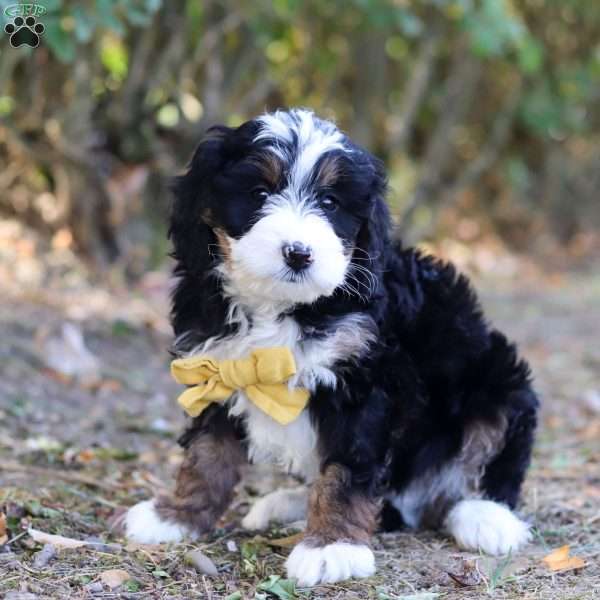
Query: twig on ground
[{"left": 0, "top": 461, "right": 124, "bottom": 492}]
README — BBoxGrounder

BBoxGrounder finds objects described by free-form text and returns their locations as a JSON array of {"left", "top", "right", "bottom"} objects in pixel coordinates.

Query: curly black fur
[{"left": 169, "top": 110, "right": 538, "bottom": 532}]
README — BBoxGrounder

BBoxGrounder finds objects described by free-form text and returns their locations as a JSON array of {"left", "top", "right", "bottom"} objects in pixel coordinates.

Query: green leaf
[
  {"left": 43, "top": 16, "right": 76, "bottom": 63},
  {"left": 72, "top": 6, "right": 96, "bottom": 43},
  {"left": 241, "top": 540, "right": 261, "bottom": 561},
  {"left": 94, "top": 447, "right": 139, "bottom": 461},
  {"left": 96, "top": 0, "right": 126, "bottom": 35},
  {"left": 517, "top": 37, "right": 544, "bottom": 74},
  {"left": 0, "top": 96, "right": 15, "bottom": 117},
  {"left": 101, "top": 37, "right": 129, "bottom": 80},
  {"left": 24, "top": 500, "right": 61, "bottom": 519},
  {"left": 145, "top": 0, "right": 162, "bottom": 12},
  {"left": 397, "top": 10, "right": 424, "bottom": 38},
  {"left": 41, "top": 0, "right": 63, "bottom": 11},
  {"left": 126, "top": 6, "right": 154, "bottom": 27},
  {"left": 123, "top": 579, "right": 141, "bottom": 592},
  {"left": 111, "top": 319, "right": 137, "bottom": 337},
  {"left": 519, "top": 80, "right": 564, "bottom": 136},
  {"left": 463, "top": 0, "right": 525, "bottom": 58},
  {"left": 225, "top": 593, "right": 242, "bottom": 600},
  {"left": 256, "top": 575, "right": 299, "bottom": 600},
  {"left": 152, "top": 569, "right": 169, "bottom": 578}
]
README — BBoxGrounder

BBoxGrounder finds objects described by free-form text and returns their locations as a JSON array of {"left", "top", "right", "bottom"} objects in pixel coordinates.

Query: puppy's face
[{"left": 173, "top": 109, "right": 386, "bottom": 309}]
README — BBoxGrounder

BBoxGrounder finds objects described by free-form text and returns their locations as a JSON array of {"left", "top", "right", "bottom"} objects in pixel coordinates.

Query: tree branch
[
  {"left": 389, "top": 23, "right": 443, "bottom": 154},
  {"left": 399, "top": 41, "right": 483, "bottom": 234}
]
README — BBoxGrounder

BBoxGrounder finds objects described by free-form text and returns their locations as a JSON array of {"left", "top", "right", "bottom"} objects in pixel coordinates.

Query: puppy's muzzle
[{"left": 282, "top": 242, "right": 313, "bottom": 272}]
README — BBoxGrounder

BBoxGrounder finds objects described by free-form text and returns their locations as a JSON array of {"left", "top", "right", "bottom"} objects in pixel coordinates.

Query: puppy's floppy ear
[
  {"left": 169, "top": 126, "right": 231, "bottom": 276},
  {"left": 353, "top": 153, "right": 390, "bottom": 298}
]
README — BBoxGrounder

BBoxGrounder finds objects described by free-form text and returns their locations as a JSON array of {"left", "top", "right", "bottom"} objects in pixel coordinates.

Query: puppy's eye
[
  {"left": 320, "top": 194, "right": 338, "bottom": 212},
  {"left": 251, "top": 186, "right": 270, "bottom": 202}
]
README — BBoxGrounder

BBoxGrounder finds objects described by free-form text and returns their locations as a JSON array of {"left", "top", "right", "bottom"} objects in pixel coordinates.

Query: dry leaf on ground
[
  {"left": 264, "top": 532, "right": 304, "bottom": 548},
  {"left": 32, "top": 543, "right": 57, "bottom": 568},
  {"left": 100, "top": 568, "right": 132, "bottom": 589},
  {"left": 542, "top": 545, "right": 586, "bottom": 572},
  {"left": 28, "top": 528, "right": 87, "bottom": 549},
  {"left": 0, "top": 512, "right": 8, "bottom": 544},
  {"left": 184, "top": 549, "right": 218, "bottom": 575}
]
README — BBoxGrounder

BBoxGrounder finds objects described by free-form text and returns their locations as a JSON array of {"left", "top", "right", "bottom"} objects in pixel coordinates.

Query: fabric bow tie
[{"left": 170, "top": 347, "right": 310, "bottom": 425}]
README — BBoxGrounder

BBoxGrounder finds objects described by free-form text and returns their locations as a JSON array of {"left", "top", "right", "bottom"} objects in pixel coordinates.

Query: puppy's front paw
[
  {"left": 125, "top": 500, "right": 190, "bottom": 544},
  {"left": 242, "top": 487, "right": 308, "bottom": 531},
  {"left": 285, "top": 541, "right": 375, "bottom": 586},
  {"left": 445, "top": 499, "right": 531, "bottom": 556},
  {"left": 241, "top": 500, "right": 272, "bottom": 531}
]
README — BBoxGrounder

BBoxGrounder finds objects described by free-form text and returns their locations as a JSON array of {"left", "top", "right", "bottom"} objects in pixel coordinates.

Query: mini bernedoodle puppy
[{"left": 125, "top": 109, "right": 538, "bottom": 586}]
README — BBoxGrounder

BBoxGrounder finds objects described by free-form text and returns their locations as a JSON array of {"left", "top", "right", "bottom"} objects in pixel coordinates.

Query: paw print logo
[{"left": 4, "top": 15, "right": 45, "bottom": 48}]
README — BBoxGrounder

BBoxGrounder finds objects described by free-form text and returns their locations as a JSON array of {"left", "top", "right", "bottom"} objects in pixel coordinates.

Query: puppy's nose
[{"left": 282, "top": 242, "right": 313, "bottom": 271}]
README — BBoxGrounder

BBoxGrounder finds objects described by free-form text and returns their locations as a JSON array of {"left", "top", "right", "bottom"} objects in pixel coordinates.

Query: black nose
[{"left": 282, "top": 242, "right": 313, "bottom": 271}]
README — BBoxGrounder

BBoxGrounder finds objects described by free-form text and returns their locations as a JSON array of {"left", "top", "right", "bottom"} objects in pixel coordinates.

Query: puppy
[{"left": 125, "top": 109, "right": 538, "bottom": 586}]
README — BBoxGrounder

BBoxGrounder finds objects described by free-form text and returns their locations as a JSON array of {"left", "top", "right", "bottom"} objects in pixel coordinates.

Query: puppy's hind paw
[
  {"left": 125, "top": 499, "right": 191, "bottom": 544},
  {"left": 445, "top": 499, "right": 531, "bottom": 556}
]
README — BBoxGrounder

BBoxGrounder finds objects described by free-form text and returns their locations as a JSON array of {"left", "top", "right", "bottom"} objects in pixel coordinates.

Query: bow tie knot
[{"left": 170, "top": 347, "right": 310, "bottom": 425}]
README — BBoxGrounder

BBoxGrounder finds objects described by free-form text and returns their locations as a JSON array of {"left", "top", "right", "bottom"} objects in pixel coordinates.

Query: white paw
[
  {"left": 285, "top": 541, "right": 375, "bottom": 586},
  {"left": 242, "top": 487, "right": 307, "bottom": 531},
  {"left": 445, "top": 499, "right": 531, "bottom": 556},
  {"left": 125, "top": 499, "right": 190, "bottom": 544}
]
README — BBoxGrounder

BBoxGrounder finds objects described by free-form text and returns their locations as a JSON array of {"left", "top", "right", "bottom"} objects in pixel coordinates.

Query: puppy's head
[{"left": 171, "top": 109, "right": 388, "bottom": 310}]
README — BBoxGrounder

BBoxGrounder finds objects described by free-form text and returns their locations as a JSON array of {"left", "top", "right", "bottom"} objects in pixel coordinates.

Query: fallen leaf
[
  {"left": 0, "top": 512, "right": 7, "bottom": 544},
  {"left": 583, "top": 485, "right": 600, "bottom": 499},
  {"left": 447, "top": 558, "right": 481, "bottom": 587},
  {"left": 76, "top": 448, "right": 96, "bottom": 463},
  {"left": 28, "top": 528, "right": 87, "bottom": 549},
  {"left": 24, "top": 500, "right": 61, "bottom": 519},
  {"left": 152, "top": 569, "right": 170, "bottom": 578},
  {"left": 256, "top": 575, "right": 298, "bottom": 600},
  {"left": 542, "top": 545, "right": 586, "bottom": 572},
  {"left": 32, "top": 543, "right": 57, "bottom": 568},
  {"left": 184, "top": 549, "right": 218, "bottom": 576},
  {"left": 100, "top": 568, "right": 131, "bottom": 589},
  {"left": 265, "top": 532, "right": 304, "bottom": 548},
  {"left": 124, "top": 541, "right": 165, "bottom": 553},
  {"left": 84, "top": 582, "right": 104, "bottom": 594}
]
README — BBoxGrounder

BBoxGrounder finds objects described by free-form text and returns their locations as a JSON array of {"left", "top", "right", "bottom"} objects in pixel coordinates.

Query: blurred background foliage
[{"left": 1, "top": 0, "right": 599, "bottom": 278}]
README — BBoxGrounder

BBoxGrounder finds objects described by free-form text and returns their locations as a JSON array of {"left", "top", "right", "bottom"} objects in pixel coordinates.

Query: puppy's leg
[
  {"left": 389, "top": 409, "right": 533, "bottom": 556},
  {"left": 446, "top": 402, "right": 537, "bottom": 556},
  {"left": 482, "top": 402, "right": 537, "bottom": 509},
  {"left": 126, "top": 416, "right": 245, "bottom": 544},
  {"left": 242, "top": 487, "right": 308, "bottom": 531},
  {"left": 285, "top": 464, "right": 378, "bottom": 586}
]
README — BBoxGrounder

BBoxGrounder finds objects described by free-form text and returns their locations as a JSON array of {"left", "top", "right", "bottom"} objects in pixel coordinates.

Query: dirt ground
[{"left": 1, "top": 229, "right": 599, "bottom": 599}]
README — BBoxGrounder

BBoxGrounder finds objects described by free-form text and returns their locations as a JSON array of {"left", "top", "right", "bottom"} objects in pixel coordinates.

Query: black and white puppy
[{"left": 125, "top": 109, "right": 538, "bottom": 586}]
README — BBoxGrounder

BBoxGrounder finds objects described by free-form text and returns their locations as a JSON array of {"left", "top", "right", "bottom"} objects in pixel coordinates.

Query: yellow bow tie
[{"left": 170, "top": 347, "right": 310, "bottom": 425}]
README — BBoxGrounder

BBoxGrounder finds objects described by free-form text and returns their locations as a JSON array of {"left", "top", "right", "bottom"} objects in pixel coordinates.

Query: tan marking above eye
[
  {"left": 315, "top": 155, "right": 341, "bottom": 188},
  {"left": 246, "top": 152, "right": 284, "bottom": 188}
]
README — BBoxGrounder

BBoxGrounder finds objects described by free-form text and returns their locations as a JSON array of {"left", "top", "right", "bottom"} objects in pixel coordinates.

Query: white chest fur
[{"left": 181, "top": 309, "right": 374, "bottom": 481}]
